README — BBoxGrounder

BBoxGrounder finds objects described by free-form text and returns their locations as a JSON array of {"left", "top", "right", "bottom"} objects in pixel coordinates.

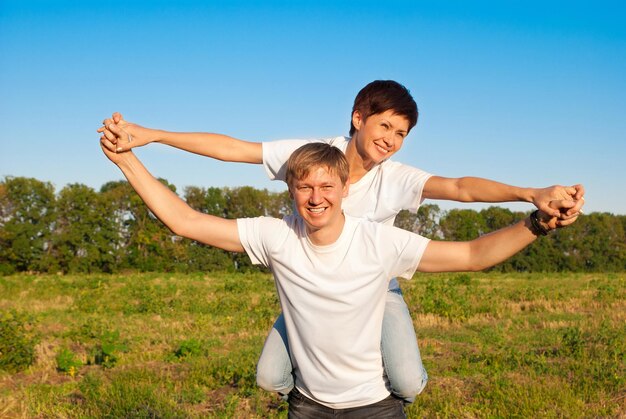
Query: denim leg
[
  {"left": 256, "top": 312, "right": 294, "bottom": 395},
  {"left": 381, "top": 289, "right": 428, "bottom": 402}
]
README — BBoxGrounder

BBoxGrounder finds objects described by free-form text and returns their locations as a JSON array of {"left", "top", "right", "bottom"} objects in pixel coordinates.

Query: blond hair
[{"left": 286, "top": 143, "right": 349, "bottom": 188}]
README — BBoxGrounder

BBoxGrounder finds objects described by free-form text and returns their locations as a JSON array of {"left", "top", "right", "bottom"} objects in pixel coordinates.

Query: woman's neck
[{"left": 345, "top": 138, "right": 374, "bottom": 184}]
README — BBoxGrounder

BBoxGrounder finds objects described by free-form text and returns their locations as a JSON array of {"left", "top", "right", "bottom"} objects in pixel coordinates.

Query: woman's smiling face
[{"left": 352, "top": 109, "right": 409, "bottom": 167}]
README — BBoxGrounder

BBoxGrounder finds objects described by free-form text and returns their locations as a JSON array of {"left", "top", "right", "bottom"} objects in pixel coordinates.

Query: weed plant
[{"left": 0, "top": 272, "right": 624, "bottom": 417}]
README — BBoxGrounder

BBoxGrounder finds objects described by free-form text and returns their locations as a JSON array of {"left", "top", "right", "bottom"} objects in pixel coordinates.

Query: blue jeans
[
  {"left": 256, "top": 289, "right": 428, "bottom": 402},
  {"left": 288, "top": 387, "right": 405, "bottom": 418}
]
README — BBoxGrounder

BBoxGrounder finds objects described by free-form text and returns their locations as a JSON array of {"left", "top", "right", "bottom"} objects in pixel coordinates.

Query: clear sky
[{"left": 1, "top": 0, "right": 625, "bottom": 214}]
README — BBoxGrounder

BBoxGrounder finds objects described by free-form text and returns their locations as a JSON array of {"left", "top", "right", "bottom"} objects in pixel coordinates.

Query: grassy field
[{"left": 0, "top": 272, "right": 624, "bottom": 418}]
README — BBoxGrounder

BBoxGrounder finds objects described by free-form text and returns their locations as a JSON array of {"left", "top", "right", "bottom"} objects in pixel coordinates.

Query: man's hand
[
  {"left": 97, "top": 112, "right": 156, "bottom": 153},
  {"left": 538, "top": 198, "right": 584, "bottom": 231},
  {"left": 532, "top": 184, "right": 585, "bottom": 218}
]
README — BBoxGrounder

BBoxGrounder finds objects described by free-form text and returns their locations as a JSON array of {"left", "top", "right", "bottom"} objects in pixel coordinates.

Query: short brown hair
[
  {"left": 286, "top": 143, "right": 349, "bottom": 188},
  {"left": 349, "top": 80, "right": 418, "bottom": 136}
]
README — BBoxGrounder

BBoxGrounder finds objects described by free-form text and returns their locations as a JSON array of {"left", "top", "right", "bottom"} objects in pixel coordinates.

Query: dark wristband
[{"left": 529, "top": 210, "right": 550, "bottom": 236}]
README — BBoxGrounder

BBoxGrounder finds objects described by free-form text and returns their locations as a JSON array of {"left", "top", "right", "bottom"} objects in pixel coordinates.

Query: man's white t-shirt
[
  {"left": 237, "top": 214, "right": 429, "bottom": 409},
  {"left": 262, "top": 136, "right": 433, "bottom": 288}
]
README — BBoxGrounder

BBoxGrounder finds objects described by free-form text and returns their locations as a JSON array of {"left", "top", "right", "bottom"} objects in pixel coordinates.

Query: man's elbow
[{"left": 168, "top": 215, "right": 198, "bottom": 240}]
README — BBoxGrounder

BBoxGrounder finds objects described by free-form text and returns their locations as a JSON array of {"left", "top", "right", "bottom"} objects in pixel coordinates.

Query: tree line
[{"left": 1, "top": 176, "right": 624, "bottom": 275}]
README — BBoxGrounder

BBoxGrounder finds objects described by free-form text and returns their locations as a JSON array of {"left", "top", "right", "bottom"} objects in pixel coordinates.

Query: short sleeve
[
  {"left": 384, "top": 161, "right": 433, "bottom": 213},
  {"left": 237, "top": 217, "right": 286, "bottom": 267},
  {"left": 262, "top": 139, "right": 320, "bottom": 181},
  {"left": 380, "top": 224, "right": 430, "bottom": 280},
  {"left": 392, "top": 232, "right": 430, "bottom": 280}
]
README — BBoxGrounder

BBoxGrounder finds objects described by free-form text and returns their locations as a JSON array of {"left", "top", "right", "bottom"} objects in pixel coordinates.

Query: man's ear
[{"left": 352, "top": 110, "right": 363, "bottom": 131}]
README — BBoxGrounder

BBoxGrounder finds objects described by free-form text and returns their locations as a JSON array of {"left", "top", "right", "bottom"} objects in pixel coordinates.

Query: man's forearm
[{"left": 467, "top": 218, "right": 538, "bottom": 270}]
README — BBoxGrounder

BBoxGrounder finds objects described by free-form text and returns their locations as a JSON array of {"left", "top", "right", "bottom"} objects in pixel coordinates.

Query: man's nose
[{"left": 309, "top": 188, "right": 322, "bottom": 204}]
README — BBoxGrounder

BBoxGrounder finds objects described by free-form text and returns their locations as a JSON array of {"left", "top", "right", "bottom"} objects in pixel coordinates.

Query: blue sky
[{"left": 1, "top": 1, "right": 625, "bottom": 214}]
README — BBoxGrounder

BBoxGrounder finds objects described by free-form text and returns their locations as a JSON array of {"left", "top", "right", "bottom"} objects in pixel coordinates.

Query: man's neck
[{"left": 306, "top": 213, "right": 346, "bottom": 246}]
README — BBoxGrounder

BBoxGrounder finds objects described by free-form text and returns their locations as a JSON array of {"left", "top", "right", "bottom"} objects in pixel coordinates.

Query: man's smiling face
[{"left": 290, "top": 165, "right": 349, "bottom": 239}]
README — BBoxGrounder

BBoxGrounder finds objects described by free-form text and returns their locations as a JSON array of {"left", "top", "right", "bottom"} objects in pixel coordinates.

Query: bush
[
  {"left": 56, "top": 347, "right": 83, "bottom": 376},
  {"left": 0, "top": 309, "right": 39, "bottom": 372},
  {"left": 89, "top": 330, "right": 127, "bottom": 369},
  {"left": 173, "top": 338, "right": 204, "bottom": 360}
]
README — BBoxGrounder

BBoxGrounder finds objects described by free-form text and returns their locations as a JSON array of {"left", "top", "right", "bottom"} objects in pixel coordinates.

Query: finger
[
  {"left": 565, "top": 199, "right": 584, "bottom": 216},
  {"left": 538, "top": 201, "right": 560, "bottom": 217},
  {"left": 106, "top": 123, "right": 124, "bottom": 137},
  {"left": 559, "top": 211, "right": 580, "bottom": 220},
  {"left": 102, "top": 117, "right": 114, "bottom": 126},
  {"left": 557, "top": 215, "right": 579, "bottom": 227},
  {"left": 102, "top": 127, "right": 118, "bottom": 143},
  {"left": 548, "top": 199, "right": 576, "bottom": 217},
  {"left": 552, "top": 199, "right": 577, "bottom": 209},
  {"left": 113, "top": 112, "right": 124, "bottom": 123},
  {"left": 562, "top": 186, "right": 578, "bottom": 198},
  {"left": 573, "top": 184, "right": 585, "bottom": 200},
  {"left": 100, "top": 137, "right": 117, "bottom": 153}
]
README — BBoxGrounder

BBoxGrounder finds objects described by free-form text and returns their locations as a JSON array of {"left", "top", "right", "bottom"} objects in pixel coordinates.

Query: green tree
[
  {"left": 185, "top": 186, "right": 228, "bottom": 217},
  {"left": 52, "top": 184, "right": 119, "bottom": 273},
  {"left": 440, "top": 208, "right": 487, "bottom": 241},
  {"left": 99, "top": 180, "right": 137, "bottom": 271},
  {"left": 224, "top": 186, "right": 271, "bottom": 218},
  {"left": 182, "top": 186, "right": 232, "bottom": 271},
  {"left": 266, "top": 190, "right": 292, "bottom": 218},
  {"left": 394, "top": 204, "right": 441, "bottom": 239},
  {"left": 0, "top": 177, "right": 56, "bottom": 273},
  {"left": 480, "top": 206, "right": 521, "bottom": 232},
  {"left": 125, "top": 179, "right": 183, "bottom": 271},
  {"left": 555, "top": 212, "right": 626, "bottom": 271}
]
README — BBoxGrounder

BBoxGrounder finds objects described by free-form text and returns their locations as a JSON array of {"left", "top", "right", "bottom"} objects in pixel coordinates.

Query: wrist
[
  {"left": 152, "top": 129, "right": 167, "bottom": 143},
  {"left": 115, "top": 151, "right": 137, "bottom": 169},
  {"left": 524, "top": 187, "right": 538, "bottom": 204},
  {"left": 527, "top": 210, "right": 550, "bottom": 236}
]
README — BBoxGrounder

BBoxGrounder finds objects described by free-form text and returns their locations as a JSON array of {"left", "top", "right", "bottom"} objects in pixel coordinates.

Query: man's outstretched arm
[
  {"left": 417, "top": 200, "right": 581, "bottom": 273},
  {"left": 423, "top": 176, "right": 585, "bottom": 217},
  {"left": 97, "top": 112, "right": 263, "bottom": 163},
  {"left": 99, "top": 124, "right": 244, "bottom": 252}
]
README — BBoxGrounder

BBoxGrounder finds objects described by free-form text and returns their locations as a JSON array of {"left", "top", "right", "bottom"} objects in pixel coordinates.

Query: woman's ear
[{"left": 352, "top": 110, "right": 363, "bottom": 131}]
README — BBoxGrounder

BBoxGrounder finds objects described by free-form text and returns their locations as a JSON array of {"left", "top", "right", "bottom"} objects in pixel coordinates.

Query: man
[
  {"left": 99, "top": 129, "right": 581, "bottom": 417},
  {"left": 98, "top": 80, "right": 584, "bottom": 401}
]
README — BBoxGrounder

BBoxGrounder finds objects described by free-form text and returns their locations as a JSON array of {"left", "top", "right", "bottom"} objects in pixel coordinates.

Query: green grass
[{"left": 0, "top": 272, "right": 624, "bottom": 418}]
